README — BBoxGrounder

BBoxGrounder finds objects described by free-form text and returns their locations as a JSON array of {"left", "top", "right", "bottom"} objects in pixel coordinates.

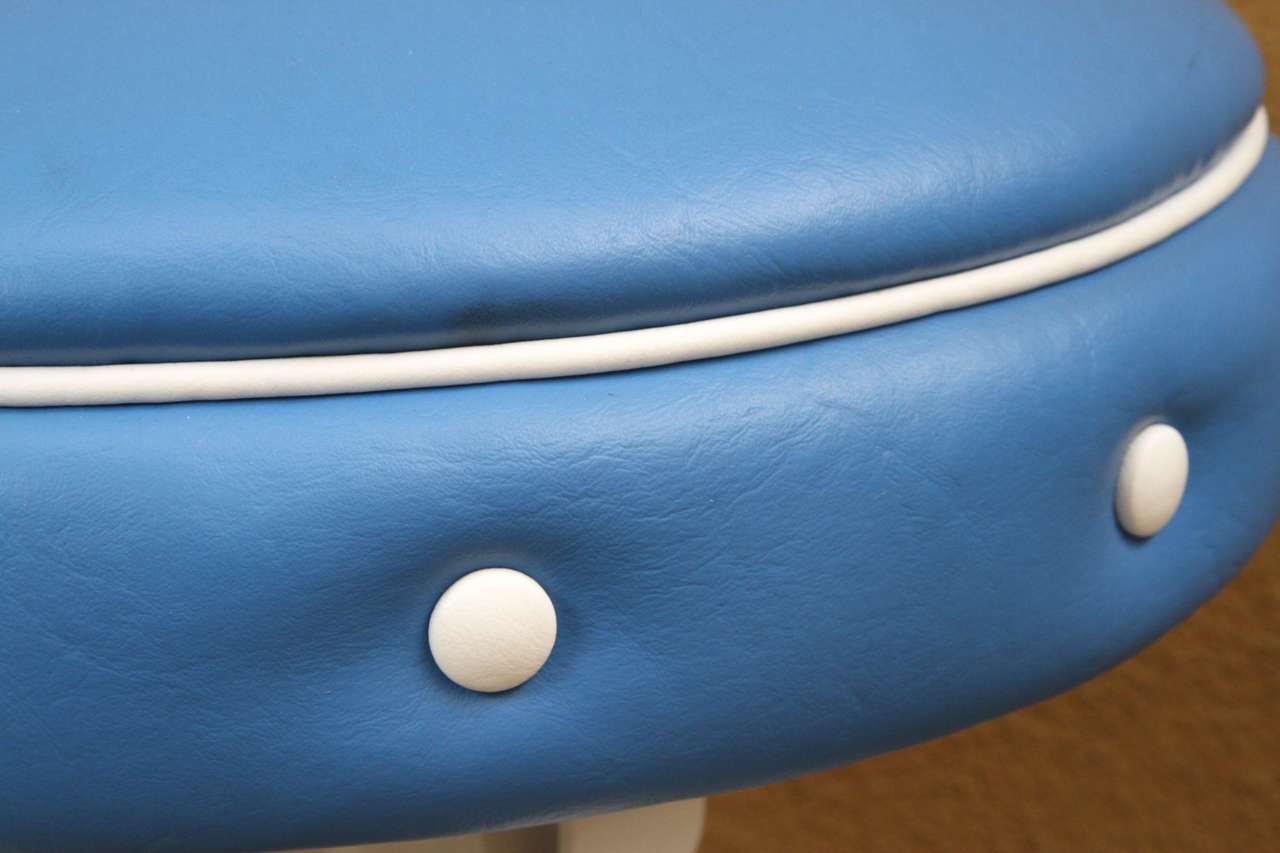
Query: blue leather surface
[
  {"left": 2, "top": 142, "right": 1278, "bottom": 852},
  {"left": 0, "top": 0, "right": 1263, "bottom": 366}
]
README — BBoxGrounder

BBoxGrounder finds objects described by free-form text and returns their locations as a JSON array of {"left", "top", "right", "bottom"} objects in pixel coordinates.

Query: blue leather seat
[{"left": 1, "top": 1, "right": 1277, "bottom": 850}]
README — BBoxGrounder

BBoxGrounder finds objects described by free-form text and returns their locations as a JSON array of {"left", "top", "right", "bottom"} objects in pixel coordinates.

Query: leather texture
[
  {"left": 2, "top": 143, "right": 1279, "bottom": 851},
  {"left": 0, "top": 0, "right": 1264, "bottom": 366}
]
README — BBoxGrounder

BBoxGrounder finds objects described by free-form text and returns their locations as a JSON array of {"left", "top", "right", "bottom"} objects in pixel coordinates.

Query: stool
[{"left": 1, "top": 2, "right": 1278, "bottom": 850}]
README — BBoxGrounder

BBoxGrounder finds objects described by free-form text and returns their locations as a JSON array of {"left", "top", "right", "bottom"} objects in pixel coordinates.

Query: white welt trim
[{"left": 0, "top": 108, "right": 1268, "bottom": 408}]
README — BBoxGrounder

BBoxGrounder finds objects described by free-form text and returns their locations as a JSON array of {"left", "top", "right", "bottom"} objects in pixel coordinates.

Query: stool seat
[
  {"left": 0, "top": 0, "right": 1263, "bottom": 367},
  {"left": 1, "top": 2, "right": 1278, "bottom": 851}
]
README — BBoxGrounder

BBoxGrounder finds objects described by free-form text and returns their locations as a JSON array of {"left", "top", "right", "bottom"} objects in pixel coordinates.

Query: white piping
[{"left": 0, "top": 108, "right": 1268, "bottom": 408}]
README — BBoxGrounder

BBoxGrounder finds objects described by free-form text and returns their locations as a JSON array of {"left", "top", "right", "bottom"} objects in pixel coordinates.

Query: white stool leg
[
  {"left": 555, "top": 797, "right": 705, "bottom": 853},
  {"left": 309, "top": 798, "right": 706, "bottom": 853},
  {"left": 428, "top": 824, "right": 557, "bottom": 853}
]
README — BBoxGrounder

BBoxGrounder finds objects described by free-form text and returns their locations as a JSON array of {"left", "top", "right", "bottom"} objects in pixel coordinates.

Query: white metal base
[{"left": 302, "top": 798, "right": 706, "bottom": 853}]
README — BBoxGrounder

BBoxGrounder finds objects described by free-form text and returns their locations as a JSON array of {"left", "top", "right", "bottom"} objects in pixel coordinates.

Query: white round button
[
  {"left": 1115, "top": 423, "right": 1188, "bottom": 538},
  {"left": 428, "top": 568, "right": 557, "bottom": 693}
]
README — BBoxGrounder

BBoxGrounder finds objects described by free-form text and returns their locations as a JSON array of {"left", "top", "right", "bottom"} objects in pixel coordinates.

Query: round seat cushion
[
  {"left": 0, "top": 0, "right": 1264, "bottom": 365},
  {"left": 1, "top": 2, "right": 1278, "bottom": 851}
]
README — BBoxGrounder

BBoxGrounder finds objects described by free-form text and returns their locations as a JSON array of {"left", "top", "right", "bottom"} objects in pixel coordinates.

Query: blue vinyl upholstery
[
  {"left": 0, "top": 0, "right": 1263, "bottom": 364},
  {"left": 1, "top": 1, "right": 1278, "bottom": 851}
]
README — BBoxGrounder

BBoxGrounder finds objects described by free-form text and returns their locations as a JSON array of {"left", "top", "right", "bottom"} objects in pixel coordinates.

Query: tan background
[{"left": 702, "top": 3, "right": 1280, "bottom": 848}]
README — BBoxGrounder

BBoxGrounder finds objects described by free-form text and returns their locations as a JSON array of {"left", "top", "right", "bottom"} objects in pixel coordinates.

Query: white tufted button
[
  {"left": 428, "top": 568, "right": 557, "bottom": 693},
  {"left": 1115, "top": 423, "right": 1188, "bottom": 538}
]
